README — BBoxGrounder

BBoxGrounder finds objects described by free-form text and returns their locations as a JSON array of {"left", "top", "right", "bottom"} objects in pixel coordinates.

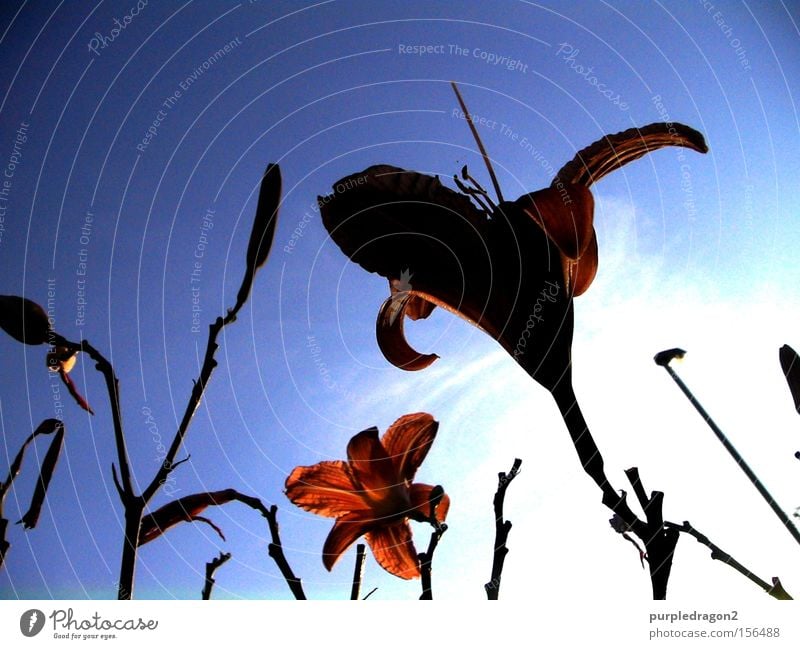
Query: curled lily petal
[
  {"left": 553, "top": 122, "right": 709, "bottom": 188},
  {"left": 284, "top": 460, "right": 371, "bottom": 517},
  {"left": 365, "top": 520, "right": 420, "bottom": 579},
  {"left": 376, "top": 293, "right": 439, "bottom": 371},
  {"left": 381, "top": 413, "right": 438, "bottom": 483}
]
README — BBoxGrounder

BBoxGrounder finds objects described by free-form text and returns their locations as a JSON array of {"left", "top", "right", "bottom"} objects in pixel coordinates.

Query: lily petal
[
  {"left": 516, "top": 185, "right": 595, "bottom": 261},
  {"left": 376, "top": 293, "right": 439, "bottom": 371},
  {"left": 284, "top": 460, "right": 371, "bottom": 517},
  {"left": 567, "top": 230, "right": 598, "bottom": 297},
  {"left": 365, "top": 520, "right": 420, "bottom": 579},
  {"left": 381, "top": 413, "right": 438, "bottom": 483},
  {"left": 553, "top": 122, "right": 709, "bottom": 188},
  {"left": 410, "top": 483, "right": 450, "bottom": 523},
  {"left": 322, "top": 514, "right": 373, "bottom": 571},
  {"left": 346, "top": 427, "right": 399, "bottom": 494}
]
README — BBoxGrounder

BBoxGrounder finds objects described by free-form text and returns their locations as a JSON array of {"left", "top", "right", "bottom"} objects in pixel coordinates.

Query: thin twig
[
  {"left": 485, "top": 458, "right": 522, "bottom": 600},
  {"left": 201, "top": 551, "right": 232, "bottom": 600},
  {"left": 362, "top": 587, "right": 378, "bottom": 600},
  {"left": 350, "top": 543, "right": 366, "bottom": 600},
  {"left": 669, "top": 521, "right": 793, "bottom": 600}
]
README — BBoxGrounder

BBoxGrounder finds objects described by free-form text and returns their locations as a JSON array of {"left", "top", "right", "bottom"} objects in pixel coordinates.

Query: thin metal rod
[
  {"left": 662, "top": 364, "right": 800, "bottom": 547},
  {"left": 451, "top": 82, "right": 504, "bottom": 204}
]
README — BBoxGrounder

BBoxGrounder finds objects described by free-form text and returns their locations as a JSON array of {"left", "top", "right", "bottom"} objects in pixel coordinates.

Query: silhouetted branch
[
  {"left": 350, "top": 543, "right": 366, "bottom": 600},
  {"left": 419, "top": 525, "right": 446, "bottom": 600},
  {"left": 362, "top": 587, "right": 378, "bottom": 600},
  {"left": 622, "top": 468, "right": 679, "bottom": 600},
  {"left": 419, "top": 486, "right": 447, "bottom": 600},
  {"left": 669, "top": 521, "right": 793, "bottom": 600},
  {"left": 485, "top": 458, "right": 522, "bottom": 600},
  {"left": 262, "top": 503, "right": 306, "bottom": 600},
  {"left": 202, "top": 551, "right": 232, "bottom": 600}
]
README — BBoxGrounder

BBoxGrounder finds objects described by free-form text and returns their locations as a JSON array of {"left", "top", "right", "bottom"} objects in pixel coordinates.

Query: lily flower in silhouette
[
  {"left": 320, "top": 121, "right": 707, "bottom": 494},
  {"left": 285, "top": 413, "right": 449, "bottom": 579}
]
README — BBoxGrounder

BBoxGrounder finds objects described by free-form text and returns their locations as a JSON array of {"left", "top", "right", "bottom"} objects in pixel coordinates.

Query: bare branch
[
  {"left": 485, "top": 458, "right": 522, "bottom": 600},
  {"left": 201, "top": 551, "right": 232, "bottom": 600},
  {"left": 669, "top": 521, "right": 793, "bottom": 600}
]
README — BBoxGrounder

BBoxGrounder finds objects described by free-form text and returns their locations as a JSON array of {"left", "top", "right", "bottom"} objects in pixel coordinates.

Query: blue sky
[{"left": 0, "top": 0, "right": 799, "bottom": 606}]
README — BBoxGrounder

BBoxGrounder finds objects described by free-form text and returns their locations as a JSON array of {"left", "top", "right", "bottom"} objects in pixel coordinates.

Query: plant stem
[{"left": 350, "top": 544, "right": 366, "bottom": 600}]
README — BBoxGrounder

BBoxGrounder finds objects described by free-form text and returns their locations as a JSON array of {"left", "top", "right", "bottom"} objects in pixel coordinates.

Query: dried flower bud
[{"left": 0, "top": 295, "right": 51, "bottom": 345}]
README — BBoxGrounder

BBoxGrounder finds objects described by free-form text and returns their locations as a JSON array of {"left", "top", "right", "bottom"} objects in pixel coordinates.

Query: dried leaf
[
  {"left": 0, "top": 295, "right": 51, "bottom": 345},
  {"left": 58, "top": 367, "right": 94, "bottom": 415},
  {"left": 17, "top": 424, "right": 65, "bottom": 529},
  {"left": 235, "top": 164, "right": 281, "bottom": 310},
  {"left": 553, "top": 123, "right": 708, "bottom": 188},
  {"left": 138, "top": 489, "right": 242, "bottom": 546},
  {"left": 779, "top": 345, "right": 800, "bottom": 415},
  {"left": 2, "top": 419, "right": 63, "bottom": 496}
]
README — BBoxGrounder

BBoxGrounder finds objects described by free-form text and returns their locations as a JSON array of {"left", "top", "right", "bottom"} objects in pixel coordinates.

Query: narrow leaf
[
  {"left": 0, "top": 295, "right": 51, "bottom": 345},
  {"left": 779, "top": 345, "right": 800, "bottom": 415},
  {"left": 17, "top": 425, "right": 65, "bottom": 529}
]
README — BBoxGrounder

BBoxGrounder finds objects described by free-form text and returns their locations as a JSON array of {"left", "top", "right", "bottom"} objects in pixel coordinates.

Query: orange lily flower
[
  {"left": 320, "top": 123, "right": 707, "bottom": 495},
  {"left": 285, "top": 413, "right": 449, "bottom": 579}
]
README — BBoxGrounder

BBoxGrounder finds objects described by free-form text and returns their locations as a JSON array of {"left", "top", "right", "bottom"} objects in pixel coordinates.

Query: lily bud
[{"left": 0, "top": 295, "right": 51, "bottom": 345}]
